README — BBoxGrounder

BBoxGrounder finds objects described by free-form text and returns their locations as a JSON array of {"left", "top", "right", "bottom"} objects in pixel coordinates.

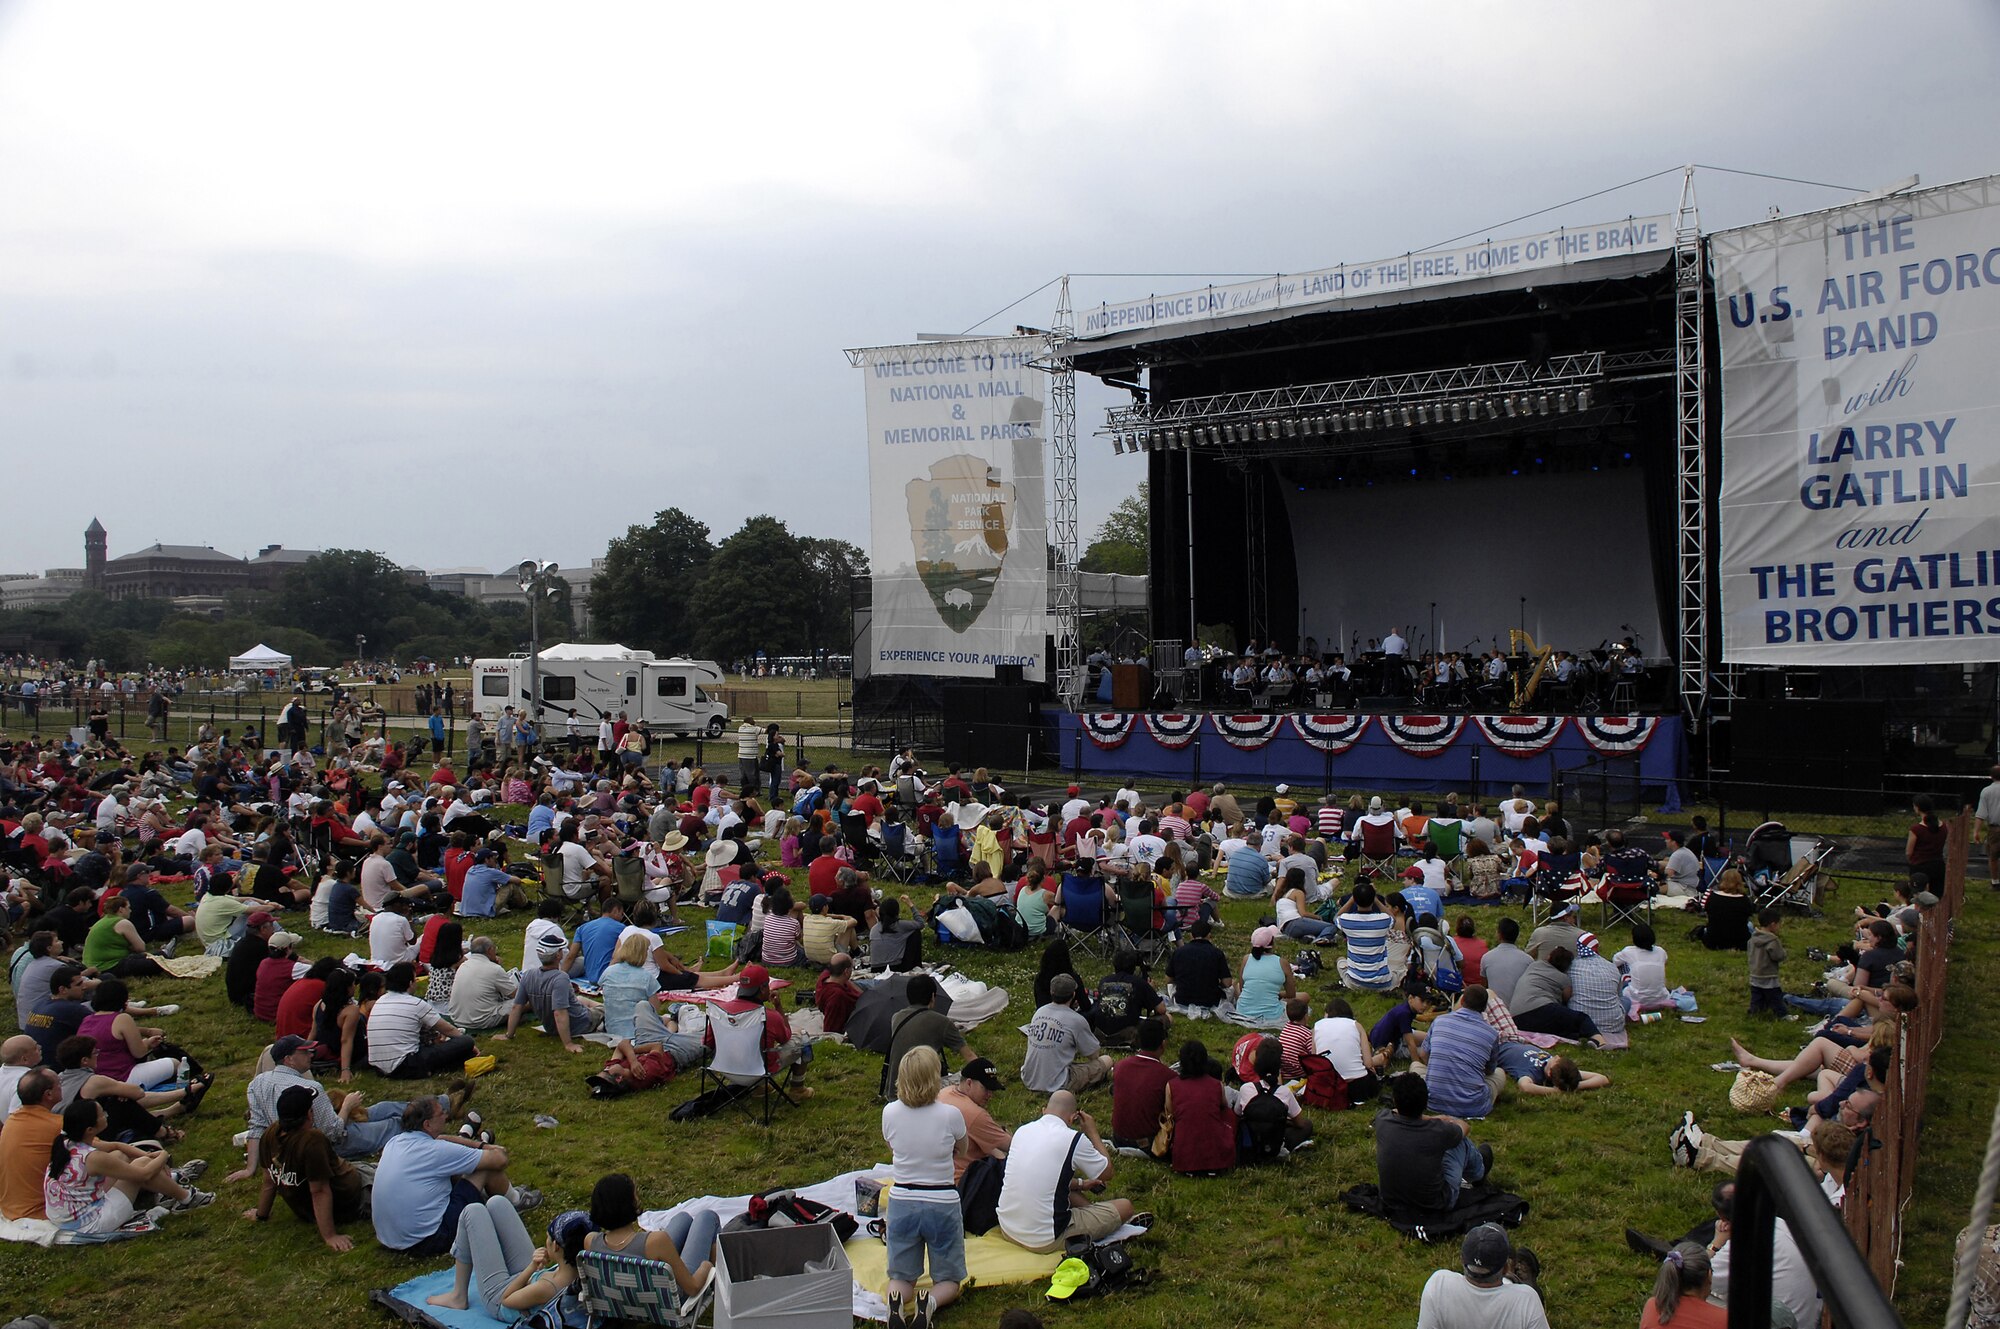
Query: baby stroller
[{"left": 1744, "top": 822, "right": 1841, "bottom": 913}]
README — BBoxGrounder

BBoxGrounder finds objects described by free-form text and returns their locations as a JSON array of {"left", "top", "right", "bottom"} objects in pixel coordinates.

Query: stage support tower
[
  {"left": 1674, "top": 166, "right": 1710, "bottom": 725},
  {"left": 1046, "top": 276, "right": 1082, "bottom": 705}
]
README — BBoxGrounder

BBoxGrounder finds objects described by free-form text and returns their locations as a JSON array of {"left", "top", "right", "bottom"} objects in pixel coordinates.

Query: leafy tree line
[
  {"left": 0, "top": 549, "right": 568, "bottom": 671},
  {"left": 589, "top": 508, "right": 866, "bottom": 662}
]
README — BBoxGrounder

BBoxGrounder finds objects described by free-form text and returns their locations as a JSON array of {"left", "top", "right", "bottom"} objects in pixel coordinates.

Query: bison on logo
[{"left": 907, "top": 454, "right": 1014, "bottom": 633}]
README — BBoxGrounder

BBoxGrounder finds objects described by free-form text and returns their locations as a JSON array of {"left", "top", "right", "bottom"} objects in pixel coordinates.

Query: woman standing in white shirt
[{"left": 880, "top": 1046, "right": 968, "bottom": 1328}]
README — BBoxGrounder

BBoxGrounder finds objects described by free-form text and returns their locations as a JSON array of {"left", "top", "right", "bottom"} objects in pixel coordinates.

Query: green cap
[{"left": 1046, "top": 1257, "right": 1093, "bottom": 1300}]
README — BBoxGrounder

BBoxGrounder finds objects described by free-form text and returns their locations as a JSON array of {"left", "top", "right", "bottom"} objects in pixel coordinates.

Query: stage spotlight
[
  {"left": 1178, "top": 428, "right": 1191, "bottom": 448},
  {"left": 1558, "top": 392, "right": 1572, "bottom": 414},
  {"left": 1347, "top": 410, "right": 1361, "bottom": 430},
  {"left": 1450, "top": 402, "right": 1464, "bottom": 423},
  {"left": 1110, "top": 437, "right": 1122, "bottom": 454},
  {"left": 1283, "top": 418, "right": 1297, "bottom": 438},
  {"left": 1208, "top": 426, "right": 1222, "bottom": 445},
  {"left": 1251, "top": 422, "right": 1265, "bottom": 441},
  {"left": 1577, "top": 387, "right": 1594, "bottom": 410},
  {"left": 1151, "top": 431, "right": 1166, "bottom": 452},
  {"left": 1504, "top": 396, "right": 1519, "bottom": 418},
  {"left": 1364, "top": 410, "right": 1378, "bottom": 429},
  {"left": 1535, "top": 394, "right": 1550, "bottom": 415},
  {"left": 1399, "top": 406, "right": 1413, "bottom": 427},
  {"left": 1414, "top": 405, "right": 1429, "bottom": 425}
]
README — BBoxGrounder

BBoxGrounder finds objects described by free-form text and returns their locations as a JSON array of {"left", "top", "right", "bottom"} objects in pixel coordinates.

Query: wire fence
[{"left": 1843, "top": 809, "right": 1969, "bottom": 1301}]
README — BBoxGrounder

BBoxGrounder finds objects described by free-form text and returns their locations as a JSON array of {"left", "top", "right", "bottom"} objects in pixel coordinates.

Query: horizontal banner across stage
[
  {"left": 1077, "top": 215, "right": 1673, "bottom": 339},
  {"left": 1059, "top": 711, "right": 1687, "bottom": 794}
]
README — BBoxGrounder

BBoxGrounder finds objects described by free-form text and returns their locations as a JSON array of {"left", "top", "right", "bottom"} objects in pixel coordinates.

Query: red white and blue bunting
[
  {"left": 1288, "top": 713, "right": 1373, "bottom": 754},
  {"left": 1472, "top": 714, "right": 1568, "bottom": 756},
  {"left": 1080, "top": 712, "right": 1135, "bottom": 749},
  {"left": 1211, "top": 713, "right": 1285, "bottom": 750},
  {"left": 1379, "top": 714, "right": 1467, "bottom": 757},
  {"left": 1143, "top": 713, "right": 1204, "bottom": 750},
  {"left": 1576, "top": 714, "right": 1659, "bottom": 755}
]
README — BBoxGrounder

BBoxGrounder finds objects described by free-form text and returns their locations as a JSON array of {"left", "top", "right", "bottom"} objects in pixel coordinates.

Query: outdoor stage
[{"left": 1055, "top": 709, "right": 1685, "bottom": 795}]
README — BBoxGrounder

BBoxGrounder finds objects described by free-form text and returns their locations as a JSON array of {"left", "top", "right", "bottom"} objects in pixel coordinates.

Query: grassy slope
[{"left": 0, "top": 809, "right": 1985, "bottom": 1327}]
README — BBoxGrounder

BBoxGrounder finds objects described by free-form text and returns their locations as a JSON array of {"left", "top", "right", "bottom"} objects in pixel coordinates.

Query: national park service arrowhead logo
[{"left": 907, "top": 454, "right": 1013, "bottom": 633}]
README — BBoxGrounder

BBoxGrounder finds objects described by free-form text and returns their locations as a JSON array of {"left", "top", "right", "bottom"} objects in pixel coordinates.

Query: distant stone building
[
  {"left": 247, "top": 544, "right": 322, "bottom": 592},
  {"left": 101, "top": 541, "right": 249, "bottom": 601},
  {"left": 0, "top": 567, "right": 86, "bottom": 610}
]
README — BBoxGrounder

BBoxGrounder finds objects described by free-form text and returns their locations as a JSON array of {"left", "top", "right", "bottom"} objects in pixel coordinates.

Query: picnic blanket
[
  {"left": 0, "top": 1213, "right": 150, "bottom": 1246},
  {"left": 370, "top": 1270, "right": 510, "bottom": 1329},
  {"left": 153, "top": 954, "right": 222, "bottom": 980},
  {"left": 639, "top": 1165, "right": 1148, "bottom": 1322}
]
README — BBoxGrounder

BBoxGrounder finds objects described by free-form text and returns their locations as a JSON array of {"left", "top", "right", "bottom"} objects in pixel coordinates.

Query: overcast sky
[{"left": 2, "top": 1, "right": 1996, "bottom": 578}]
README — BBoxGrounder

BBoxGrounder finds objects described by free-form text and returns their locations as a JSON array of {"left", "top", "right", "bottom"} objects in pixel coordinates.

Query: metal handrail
[{"left": 1730, "top": 1136, "right": 1903, "bottom": 1329}]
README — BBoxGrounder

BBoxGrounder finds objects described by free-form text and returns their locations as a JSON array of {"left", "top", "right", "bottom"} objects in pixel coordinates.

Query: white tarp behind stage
[
  {"left": 854, "top": 336, "right": 1049, "bottom": 681},
  {"left": 1712, "top": 175, "right": 2000, "bottom": 665},
  {"left": 1282, "top": 470, "right": 1665, "bottom": 658}
]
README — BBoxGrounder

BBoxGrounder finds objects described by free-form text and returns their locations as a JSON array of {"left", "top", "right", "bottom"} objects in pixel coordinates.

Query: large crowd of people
[{"left": 0, "top": 682, "right": 1969, "bottom": 1328}]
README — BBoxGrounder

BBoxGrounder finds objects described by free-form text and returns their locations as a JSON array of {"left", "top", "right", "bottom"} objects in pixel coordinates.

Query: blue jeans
[
  {"left": 338, "top": 1096, "right": 444, "bottom": 1158},
  {"left": 662, "top": 1208, "right": 721, "bottom": 1269},
  {"left": 1282, "top": 917, "right": 1339, "bottom": 943},
  {"left": 1441, "top": 1134, "right": 1488, "bottom": 1207},
  {"left": 1784, "top": 994, "right": 1847, "bottom": 1017},
  {"left": 885, "top": 1195, "right": 967, "bottom": 1286}
]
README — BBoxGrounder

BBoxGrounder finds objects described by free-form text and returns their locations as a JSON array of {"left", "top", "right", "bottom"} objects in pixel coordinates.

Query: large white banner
[
  {"left": 1713, "top": 177, "right": 2000, "bottom": 665},
  {"left": 857, "top": 337, "right": 1049, "bottom": 681},
  {"left": 1079, "top": 215, "right": 1672, "bottom": 339}
]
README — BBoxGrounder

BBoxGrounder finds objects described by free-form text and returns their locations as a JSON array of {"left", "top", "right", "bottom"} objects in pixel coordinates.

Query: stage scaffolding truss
[
  {"left": 1099, "top": 349, "right": 1671, "bottom": 459},
  {"left": 1673, "top": 169, "right": 1711, "bottom": 726}
]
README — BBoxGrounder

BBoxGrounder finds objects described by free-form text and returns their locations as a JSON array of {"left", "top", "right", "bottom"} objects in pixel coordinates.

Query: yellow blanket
[{"left": 844, "top": 1230, "right": 1066, "bottom": 1296}]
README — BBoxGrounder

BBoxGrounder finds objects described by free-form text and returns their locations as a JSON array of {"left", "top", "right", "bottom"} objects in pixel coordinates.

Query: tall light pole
[{"left": 517, "top": 560, "right": 559, "bottom": 723}]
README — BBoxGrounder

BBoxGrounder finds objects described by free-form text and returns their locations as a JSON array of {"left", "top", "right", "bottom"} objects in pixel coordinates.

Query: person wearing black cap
[
  {"left": 937, "top": 1058, "right": 1011, "bottom": 1182},
  {"left": 1416, "top": 1222, "right": 1548, "bottom": 1327}
]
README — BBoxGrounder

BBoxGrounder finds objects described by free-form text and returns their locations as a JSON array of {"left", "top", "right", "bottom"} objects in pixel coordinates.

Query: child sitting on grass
[{"left": 1748, "top": 907, "right": 1786, "bottom": 1016}]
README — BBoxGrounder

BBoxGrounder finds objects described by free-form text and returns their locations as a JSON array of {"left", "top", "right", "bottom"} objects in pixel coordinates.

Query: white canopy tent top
[{"left": 227, "top": 643, "right": 293, "bottom": 673}]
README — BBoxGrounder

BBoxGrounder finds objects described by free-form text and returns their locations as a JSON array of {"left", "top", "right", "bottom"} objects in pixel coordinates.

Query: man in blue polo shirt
[
  {"left": 1223, "top": 839, "right": 1272, "bottom": 899},
  {"left": 1417, "top": 987, "right": 1506, "bottom": 1118},
  {"left": 574, "top": 898, "right": 627, "bottom": 984}
]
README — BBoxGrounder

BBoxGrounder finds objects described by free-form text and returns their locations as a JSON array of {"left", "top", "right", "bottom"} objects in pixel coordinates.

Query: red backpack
[{"left": 1298, "top": 1052, "right": 1350, "bottom": 1111}]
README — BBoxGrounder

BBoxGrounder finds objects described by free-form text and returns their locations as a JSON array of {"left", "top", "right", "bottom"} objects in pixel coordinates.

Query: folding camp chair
[
  {"left": 1598, "top": 861, "right": 1656, "bottom": 928},
  {"left": 1056, "top": 870, "right": 1117, "bottom": 966},
  {"left": 611, "top": 853, "right": 647, "bottom": 912},
  {"left": 1758, "top": 837, "right": 1842, "bottom": 913},
  {"left": 1425, "top": 818, "right": 1466, "bottom": 885},
  {"left": 575, "top": 1247, "right": 717, "bottom": 1329},
  {"left": 1113, "top": 875, "right": 1180, "bottom": 966},
  {"left": 540, "top": 850, "right": 589, "bottom": 930},
  {"left": 931, "top": 826, "right": 964, "bottom": 883},
  {"left": 1699, "top": 850, "right": 1736, "bottom": 894},
  {"left": 1528, "top": 853, "right": 1586, "bottom": 926},
  {"left": 699, "top": 1002, "right": 804, "bottom": 1127},
  {"left": 1355, "top": 819, "right": 1399, "bottom": 881},
  {"left": 874, "top": 821, "right": 921, "bottom": 886}
]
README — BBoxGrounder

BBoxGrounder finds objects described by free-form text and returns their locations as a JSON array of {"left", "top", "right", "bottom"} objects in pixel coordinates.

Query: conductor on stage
[{"left": 1381, "top": 628, "right": 1408, "bottom": 658}]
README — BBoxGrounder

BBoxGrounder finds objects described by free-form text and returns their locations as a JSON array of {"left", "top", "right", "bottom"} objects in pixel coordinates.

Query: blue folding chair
[
  {"left": 932, "top": 825, "right": 964, "bottom": 882},
  {"left": 1057, "top": 870, "right": 1117, "bottom": 965}
]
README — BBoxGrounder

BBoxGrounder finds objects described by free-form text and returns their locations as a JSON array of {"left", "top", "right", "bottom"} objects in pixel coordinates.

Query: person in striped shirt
[
  {"left": 1169, "top": 859, "right": 1221, "bottom": 927},
  {"left": 1334, "top": 880, "right": 1396, "bottom": 991},
  {"left": 1276, "top": 998, "right": 1315, "bottom": 1078},
  {"left": 1315, "top": 796, "right": 1344, "bottom": 840}
]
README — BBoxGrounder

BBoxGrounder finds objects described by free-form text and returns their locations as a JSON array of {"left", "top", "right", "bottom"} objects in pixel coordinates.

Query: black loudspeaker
[
  {"left": 1725, "top": 701, "right": 1884, "bottom": 814},
  {"left": 942, "top": 685, "right": 1039, "bottom": 769},
  {"left": 994, "top": 664, "right": 1025, "bottom": 687}
]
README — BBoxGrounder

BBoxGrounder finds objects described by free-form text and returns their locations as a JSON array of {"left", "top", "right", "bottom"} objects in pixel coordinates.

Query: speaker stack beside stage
[
  {"left": 1723, "top": 700, "right": 1884, "bottom": 815},
  {"left": 942, "top": 679, "right": 1041, "bottom": 770}
]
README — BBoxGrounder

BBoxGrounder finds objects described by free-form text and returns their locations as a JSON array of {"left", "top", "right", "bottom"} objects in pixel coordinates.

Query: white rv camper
[{"left": 470, "top": 643, "right": 729, "bottom": 738}]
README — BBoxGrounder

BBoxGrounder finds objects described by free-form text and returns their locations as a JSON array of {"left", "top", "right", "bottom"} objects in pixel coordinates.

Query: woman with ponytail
[
  {"left": 45, "top": 1099, "right": 212, "bottom": 1234},
  {"left": 1640, "top": 1240, "right": 1725, "bottom": 1327}
]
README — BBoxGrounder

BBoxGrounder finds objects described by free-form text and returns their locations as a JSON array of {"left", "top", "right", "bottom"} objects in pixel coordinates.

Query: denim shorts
[{"left": 884, "top": 1193, "right": 967, "bottom": 1286}]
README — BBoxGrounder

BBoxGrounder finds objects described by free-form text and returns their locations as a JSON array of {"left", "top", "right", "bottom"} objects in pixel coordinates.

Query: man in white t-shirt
[
  {"left": 1059, "top": 786, "right": 1090, "bottom": 827},
  {"left": 1126, "top": 820, "right": 1167, "bottom": 870},
  {"left": 0, "top": 1035, "right": 39, "bottom": 1120},
  {"left": 553, "top": 826, "right": 608, "bottom": 902},
  {"left": 1416, "top": 1223, "right": 1549, "bottom": 1328},
  {"left": 1499, "top": 787, "right": 1536, "bottom": 836},
  {"left": 994, "top": 1091, "right": 1145, "bottom": 1253},
  {"left": 369, "top": 896, "right": 418, "bottom": 967}
]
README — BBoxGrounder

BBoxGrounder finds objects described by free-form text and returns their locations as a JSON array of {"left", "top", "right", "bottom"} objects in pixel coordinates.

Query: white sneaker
[{"left": 152, "top": 1003, "right": 181, "bottom": 1016}]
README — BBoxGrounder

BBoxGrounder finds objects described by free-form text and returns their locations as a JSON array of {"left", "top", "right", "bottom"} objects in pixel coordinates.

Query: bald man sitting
[
  {"left": 995, "top": 1090, "right": 1151, "bottom": 1253},
  {"left": 0, "top": 1037, "right": 40, "bottom": 1121}
]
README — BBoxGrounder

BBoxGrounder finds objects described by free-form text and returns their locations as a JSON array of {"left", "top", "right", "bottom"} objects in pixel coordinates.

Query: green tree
[
  {"left": 589, "top": 508, "right": 713, "bottom": 653},
  {"left": 273, "top": 550, "right": 419, "bottom": 651},
  {"left": 797, "top": 537, "right": 868, "bottom": 658},
  {"left": 1080, "top": 483, "right": 1150, "bottom": 575},
  {"left": 688, "top": 515, "right": 812, "bottom": 662}
]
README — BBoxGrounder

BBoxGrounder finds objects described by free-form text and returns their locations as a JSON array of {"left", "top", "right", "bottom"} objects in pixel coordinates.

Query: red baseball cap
[
  {"left": 736, "top": 963, "right": 770, "bottom": 992},
  {"left": 1067, "top": 784, "right": 1080, "bottom": 795},
  {"left": 246, "top": 911, "right": 276, "bottom": 929}
]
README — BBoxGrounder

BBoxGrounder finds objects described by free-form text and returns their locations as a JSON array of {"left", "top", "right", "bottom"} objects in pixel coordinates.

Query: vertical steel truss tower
[
  {"left": 1045, "top": 277, "right": 1082, "bottom": 705},
  {"left": 1674, "top": 167, "right": 1710, "bottom": 725}
]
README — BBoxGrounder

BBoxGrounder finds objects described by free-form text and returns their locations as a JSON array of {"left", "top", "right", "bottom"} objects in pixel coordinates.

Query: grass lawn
[{"left": 0, "top": 782, "right": 1984, "bottom": 1326}]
